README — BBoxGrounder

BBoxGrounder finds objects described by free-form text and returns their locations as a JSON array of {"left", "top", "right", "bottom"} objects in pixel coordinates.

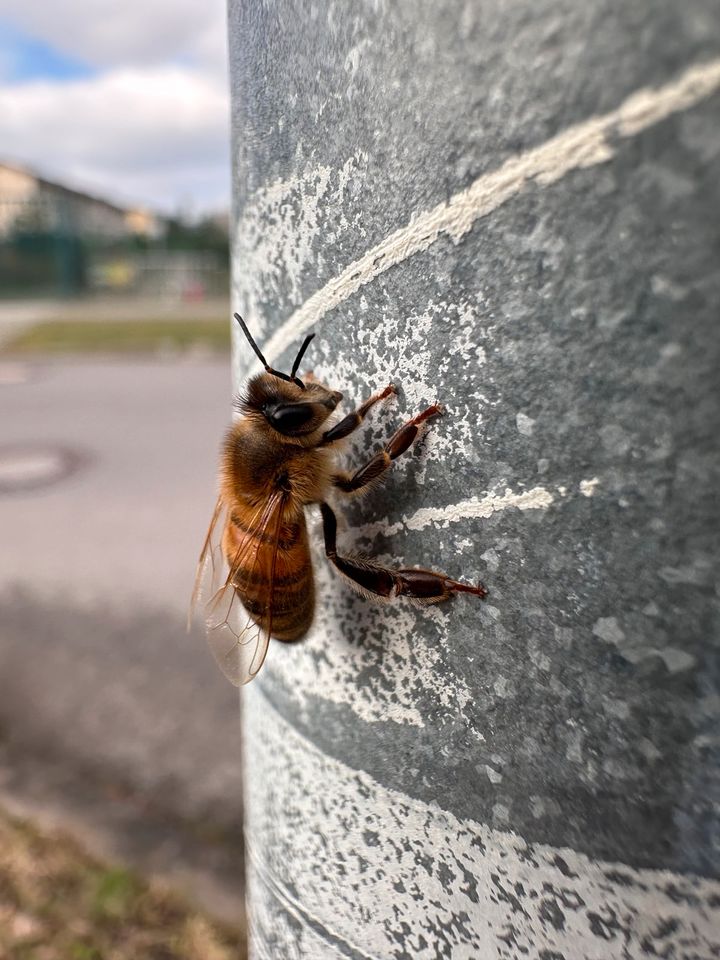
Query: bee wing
[
  {"left": 188, "top": 495, "right": 227, "bottom": 631},
  {"left": 203, "top": 490, "right": 287, "bottom": 686}
]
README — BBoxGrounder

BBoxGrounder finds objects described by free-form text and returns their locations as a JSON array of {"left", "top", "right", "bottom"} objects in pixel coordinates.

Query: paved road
[{"left": 0, "top": 358, "right": 244, "bottom": 920}]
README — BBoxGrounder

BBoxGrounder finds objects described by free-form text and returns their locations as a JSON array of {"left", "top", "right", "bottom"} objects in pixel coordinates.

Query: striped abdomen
[{"left": 222, "top": 508, "right": 314, "bottom": 642}]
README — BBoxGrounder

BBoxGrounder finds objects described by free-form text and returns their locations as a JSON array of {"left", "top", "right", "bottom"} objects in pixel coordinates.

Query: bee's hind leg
[{"left": 320, "top": 503, "right": 487, "bottom": 601}]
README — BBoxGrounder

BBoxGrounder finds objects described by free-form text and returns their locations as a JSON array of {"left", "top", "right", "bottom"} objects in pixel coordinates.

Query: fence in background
[{"left": 0, "top": 194, "right": 229, "bottom": 300}]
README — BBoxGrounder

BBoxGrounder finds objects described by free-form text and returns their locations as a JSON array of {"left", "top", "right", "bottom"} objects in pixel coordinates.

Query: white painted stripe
[
  {"left": 263, "top": 57, "right": 720, "bottom": 363},
  {"left": 244, "top": 689, "right": 720, "bottom": 960},
  {"left": 359, "top": 484, "right": 556, "bottom": 539}
]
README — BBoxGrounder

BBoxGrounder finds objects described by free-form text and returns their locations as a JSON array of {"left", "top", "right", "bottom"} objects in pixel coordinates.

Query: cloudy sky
[{"left": 0, "top": 0, "right": 230, "bottom": 214}]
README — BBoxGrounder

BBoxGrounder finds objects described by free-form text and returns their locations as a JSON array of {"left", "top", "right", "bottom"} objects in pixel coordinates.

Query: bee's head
[{"left": 234, "top": 314, "right": 342, "bottom": 438}]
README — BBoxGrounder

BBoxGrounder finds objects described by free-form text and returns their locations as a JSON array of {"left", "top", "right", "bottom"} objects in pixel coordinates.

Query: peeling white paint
[
  {"left": 244, "top": 693, "right": 720, "bottom": 960},
  {"left": 307, "top": 298, "right": 490, "bottom": 490},
  {"left": 580, "top": 476, "right": 600, "bottom": 497},
  {"left": 260, "top": 58, "right": 720, "bottom": 364},
  {"left": 232, "top": 151, "right": 368, "bottom": 335}
]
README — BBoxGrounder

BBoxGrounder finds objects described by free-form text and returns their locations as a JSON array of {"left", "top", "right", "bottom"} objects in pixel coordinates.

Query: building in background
[
  {"left": 0, "top": 161, "right": 228, "bottom": 300},
  {"left": 0, "top": 161, "right": 161, "bottom": 241}
]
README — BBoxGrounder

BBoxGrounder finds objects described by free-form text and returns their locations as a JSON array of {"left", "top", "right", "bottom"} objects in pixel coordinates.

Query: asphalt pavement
[{"left": 0, "top": 357, "right": 244, "bottom": 920}]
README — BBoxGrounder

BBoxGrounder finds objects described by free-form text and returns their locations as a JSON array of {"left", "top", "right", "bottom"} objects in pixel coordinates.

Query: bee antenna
[
  {"left": 234, "top": 312, "right": 298, "bottom": 385},
  {"left": 234, "top": 313, "right": 269, "bottom": 367},
  {"left": 290, "top": 333, "right": 315, "bottom": 381}
]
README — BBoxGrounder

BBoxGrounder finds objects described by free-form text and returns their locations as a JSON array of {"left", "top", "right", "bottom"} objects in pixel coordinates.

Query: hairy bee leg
[
  {"left": 320, "top": 503, "right": 487, "bottom": 601},
  {"left": 319, "top": 384, "right": 396, "bottom": 446},
  {"left": 333, "top": 404, "right": 443, "bottom": 493}
]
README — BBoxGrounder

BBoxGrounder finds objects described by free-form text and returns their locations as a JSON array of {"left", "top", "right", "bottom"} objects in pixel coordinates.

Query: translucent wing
[
  {"left": 188, "top": 495, "right": 227, "bottom": 631},
  {"left": 203, "top": 490, "right": 287, "bottom": 686}
]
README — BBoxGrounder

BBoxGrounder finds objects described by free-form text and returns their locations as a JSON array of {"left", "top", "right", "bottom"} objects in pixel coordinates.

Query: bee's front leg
[
  {"left": 333, "top": 403, "right": 443, "bottom": 494},
  {"left": 319, "top": 383, "right": 396, "bottom": 446}
]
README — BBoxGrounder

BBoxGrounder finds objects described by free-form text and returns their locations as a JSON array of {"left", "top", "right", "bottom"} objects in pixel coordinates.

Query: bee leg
[
  {"left": 333, "top": 404, "right": 443, "bottom": 494},
  {"left": 319, "top": 384, "right": 396, "bottom": 446},
  {"left": 320, "top": 503, "right": 487, "bottom": 601}
]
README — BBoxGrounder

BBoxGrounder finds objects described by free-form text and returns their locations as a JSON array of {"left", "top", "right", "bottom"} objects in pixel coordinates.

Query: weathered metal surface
[{"left": 228, "top": 0, "right": 720, "bottom": 955}]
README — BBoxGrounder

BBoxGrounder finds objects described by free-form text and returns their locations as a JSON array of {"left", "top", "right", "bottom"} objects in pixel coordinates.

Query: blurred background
[{"left": 0, "top": 1, "right": 246, "bottom": 955}]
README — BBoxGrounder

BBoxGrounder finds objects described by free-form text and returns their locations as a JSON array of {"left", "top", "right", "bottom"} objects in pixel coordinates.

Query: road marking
[{"left": 263, "top": 57, "right": 720, "bottom": 363}]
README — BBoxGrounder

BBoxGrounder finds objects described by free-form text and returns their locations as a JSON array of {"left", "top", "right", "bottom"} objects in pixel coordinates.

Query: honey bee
[{"left": 190, "top": 314, "right": 488, "bottom": 685}]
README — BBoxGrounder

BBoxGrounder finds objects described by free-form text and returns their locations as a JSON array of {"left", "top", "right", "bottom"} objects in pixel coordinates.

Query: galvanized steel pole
[{"left": 228, "top": 2, "right": 720, "bottom": 956}]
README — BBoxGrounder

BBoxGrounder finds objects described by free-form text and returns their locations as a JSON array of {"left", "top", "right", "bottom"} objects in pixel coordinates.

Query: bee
[{"left": 190, "top": 314, "right": 488, "bottom": 685}]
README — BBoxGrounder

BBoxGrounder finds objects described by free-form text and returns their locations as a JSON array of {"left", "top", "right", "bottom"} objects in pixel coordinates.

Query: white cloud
[
  {"left": 0, "top": 0, "right": 230, "bottom": 211},
  {"left": 0, "top": 0, "right": 228, "bottom": 75},
  {"left": 0, "top": 66, "right": 230, "bottom": 212}
]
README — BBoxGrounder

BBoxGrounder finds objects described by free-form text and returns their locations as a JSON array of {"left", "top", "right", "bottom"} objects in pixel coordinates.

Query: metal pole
[{"left": 228, "top": 2, "right": 720, "bottom": 955}]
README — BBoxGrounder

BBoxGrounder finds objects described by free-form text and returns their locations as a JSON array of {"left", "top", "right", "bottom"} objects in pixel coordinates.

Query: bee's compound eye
[{"left": 268, "top": 403, "right": 315, "bottom": 434}]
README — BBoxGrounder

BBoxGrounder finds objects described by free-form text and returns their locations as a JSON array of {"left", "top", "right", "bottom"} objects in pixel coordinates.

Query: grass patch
[
  {"left": 3, "top": 319, "right": 231, "bottom": 356},
  {"left": 0, "top": 808, "right": 245, "bottom": 959}
]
